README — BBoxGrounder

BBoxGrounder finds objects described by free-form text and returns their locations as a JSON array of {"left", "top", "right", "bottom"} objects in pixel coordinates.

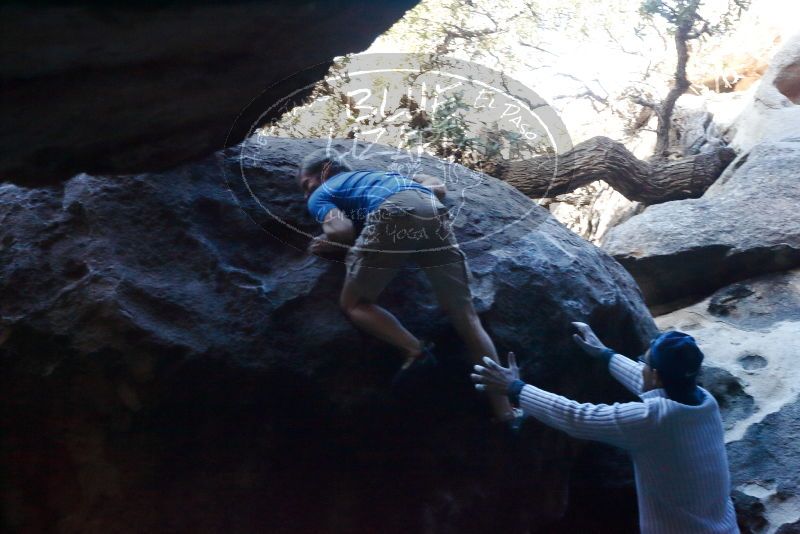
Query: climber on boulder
[
  {"left": 471, "top": 322, "right": 739, "bottom": 534},
  {"left": 297, "top": 148, "right": 522, "bottom": 427}
]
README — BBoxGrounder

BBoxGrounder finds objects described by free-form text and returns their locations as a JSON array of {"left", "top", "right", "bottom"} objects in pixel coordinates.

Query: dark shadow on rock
[{"left": 0, "top": 1, "right": 417, "bottom": 185}]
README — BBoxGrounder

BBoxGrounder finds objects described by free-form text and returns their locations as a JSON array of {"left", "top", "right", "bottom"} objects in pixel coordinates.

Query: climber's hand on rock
[
  {"left": 571, "top": 321, "right": 613, "bottom": 360},
  {"left": 471, "top": 352, "right": 519, "bottom": 395},
  {"left": 307, "top": 234, "right": 345, "bottom": 257}
]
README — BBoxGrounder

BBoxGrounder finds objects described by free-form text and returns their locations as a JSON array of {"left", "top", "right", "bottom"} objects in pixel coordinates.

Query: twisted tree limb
[
  {"left": 654, "top": 17, "right": 693, "bottom": 157},
  {"left": 494, "top": 136, "right": 736, "bottom": 205}
]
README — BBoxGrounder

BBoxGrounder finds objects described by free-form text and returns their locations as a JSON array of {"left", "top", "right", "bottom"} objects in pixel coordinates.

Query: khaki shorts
[{"left": 344, "top": 189, "right": 473, "bottom": 311}]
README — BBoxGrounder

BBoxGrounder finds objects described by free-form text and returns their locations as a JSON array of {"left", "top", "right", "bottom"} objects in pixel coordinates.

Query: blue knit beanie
[{"left": 649, "top": 331, "right": 703, "bottom": 388}]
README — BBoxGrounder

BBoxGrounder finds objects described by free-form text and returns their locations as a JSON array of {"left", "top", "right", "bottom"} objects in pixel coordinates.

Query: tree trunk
[
  {"left": 494, "top": 136, "right": 736, "bottom": 205},
  {"left": 653, "top": 20, "right": 693, "bottom": 157}
]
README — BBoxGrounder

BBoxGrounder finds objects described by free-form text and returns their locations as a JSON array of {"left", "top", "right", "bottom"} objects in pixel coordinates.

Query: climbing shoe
[
  {"left": 506, "top": 407, "right": 525, "bottom": 435},
  {"left": 391, "top": 344, "right": 438, "bottom": 391}
]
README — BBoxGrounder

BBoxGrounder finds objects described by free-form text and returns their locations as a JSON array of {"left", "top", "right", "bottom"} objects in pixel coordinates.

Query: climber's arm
[
  {"left": 321, "top": 208, "right": 355, "bottom": 245},
  {"left": 411, "top": 173, "right": 446, "bottom": 201}
]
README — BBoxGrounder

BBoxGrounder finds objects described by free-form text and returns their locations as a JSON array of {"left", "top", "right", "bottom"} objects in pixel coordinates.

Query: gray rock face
[
  {"left": 699, "top": 366, "right": 755, "bottom": 431},
  {"left": 603, "top": 139, "right": 800, "bottom": 309},
  {"left": 544, "top": 181, "right": 643, "bottom": 244},
  {"left": 729, "top": 399, "right": 800, "bottom": 533},
  {"left": 728, "top": 32, "right": 800, "bottom": 152},
  {"left": 0, "top": 137, "right": 657, "bottom": 533},
  {"left": 0, "top": 1, "right": 416, "bottom": 185}
]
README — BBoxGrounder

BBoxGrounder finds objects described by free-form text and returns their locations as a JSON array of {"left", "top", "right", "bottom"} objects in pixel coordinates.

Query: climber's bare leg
[
  {"left": 421, "top": 251, "right": 516, "bottom": 421},
  {"left": 447, "top": 303, "right": 516, "bottom": 420},
  {"left": 340, "top": 279, "right": 422, "bottom": 361}
]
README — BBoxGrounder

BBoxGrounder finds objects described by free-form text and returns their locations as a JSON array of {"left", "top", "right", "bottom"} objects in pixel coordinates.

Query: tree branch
[{"left": 493, "top": 136, "right": 735, "bottom": 204}]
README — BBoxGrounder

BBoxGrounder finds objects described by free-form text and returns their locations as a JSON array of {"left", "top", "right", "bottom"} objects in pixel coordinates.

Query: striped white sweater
[{"left": 518, "top": 354, "right": 739, "bottom": 534}]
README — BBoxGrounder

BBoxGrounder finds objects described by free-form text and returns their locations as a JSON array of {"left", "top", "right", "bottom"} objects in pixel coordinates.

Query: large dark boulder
[
  {"left": 0, "top": 0, "right": 416, "bottom": 186},
  {"left": 0, "top": 137, "right": 656, "bottom": 533},
  {"left": 603, "top": 139, "right": 800, "bottom": 310}
]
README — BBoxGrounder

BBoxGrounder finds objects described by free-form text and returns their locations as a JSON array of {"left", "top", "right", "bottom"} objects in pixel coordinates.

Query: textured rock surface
[
  {"left": 729, "top": 399, "right": 800, "bottom": 534},
  {"left": 699, "top": 366, "right": 755, "bottom": 432},
  {"left": 0, "top": 137, "right": 657, "bottom": 533},
  {"left": 671, "top": 107, "right": 727, "bottom": 156},
  {"left": 543, "top": 181, "right": 643, "bottom": 245},
  {"left": 0, "top": 0, "right": 416, "bottom": 185},
  {"left": 603, "top": 139, "right": 800, "bottom": 309},
  {"left": 657, "top": 269, "right": 800, "bottom": 533},
  {"left": 729, "top": 32, "right": 800, "bottom": 152}
]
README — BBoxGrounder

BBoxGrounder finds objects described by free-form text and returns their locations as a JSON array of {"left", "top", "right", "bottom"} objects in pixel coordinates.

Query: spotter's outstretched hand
[
  {"left": 471, "top": 352, "right": 520, "bottom": 395},
  {"left": 571, "top": 321, "right": 612, "bottom": 360}
]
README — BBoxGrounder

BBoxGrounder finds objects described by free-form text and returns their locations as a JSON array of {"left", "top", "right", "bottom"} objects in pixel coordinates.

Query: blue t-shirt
[{"left": 306, "top": 170, "right": 434, "bottom": 223}]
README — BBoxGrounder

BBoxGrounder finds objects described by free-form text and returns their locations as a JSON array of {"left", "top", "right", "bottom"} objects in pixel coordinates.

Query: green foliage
[
  {"left": 639, "top": 0, "right": 751, "bottom": 36},
  {"left": 406, "top": 93, "right": 475, "bottom": 160},
  {"left": 403, "top": 91, "right": 550, "bottom": 173},
  {"left": 266, "top": 0, "right": 750, "bottom": 166}
]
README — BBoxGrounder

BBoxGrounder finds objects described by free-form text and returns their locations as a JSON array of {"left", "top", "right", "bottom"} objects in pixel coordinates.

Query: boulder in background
[{"left": 603, "top": 139, "right": 800, "bottom": 310}]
